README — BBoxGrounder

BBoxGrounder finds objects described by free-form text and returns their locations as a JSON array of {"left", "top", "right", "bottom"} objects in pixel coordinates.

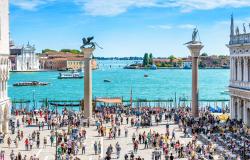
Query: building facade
[
  {"left": 182, "top": 60, "right": 192, "bottom": 69},
  {"left": 227, "top": 15, "right": 250, "bottom": 127},
  {"left": 0, "top": 0, "right": 11, "bottom": 133},
  {"left": 67, "top": 58, "right": 97, "bottom": 71},
  {"left": 13, "top": 42, "right": 39, "bottom": 71},
  {"left": 39, "top": 53, "right": 97, "bottom": 70}
]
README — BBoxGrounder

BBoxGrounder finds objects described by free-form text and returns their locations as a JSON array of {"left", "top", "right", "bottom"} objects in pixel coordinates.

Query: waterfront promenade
[{"left": 0, "top": 110, "right": 222, "bottom": 160}]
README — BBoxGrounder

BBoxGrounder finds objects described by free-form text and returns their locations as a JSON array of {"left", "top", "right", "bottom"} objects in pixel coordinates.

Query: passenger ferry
[{"left": 58, "top": 71, "right": 83, "bottom": 79}]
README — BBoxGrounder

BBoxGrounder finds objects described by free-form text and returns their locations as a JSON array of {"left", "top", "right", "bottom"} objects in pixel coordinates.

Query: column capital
[
  {"left": 186, "top": 43, "right": 204, "bottom": 57},
  {"left": 81, "top": 48, "right": 95, "bottom": 59}
]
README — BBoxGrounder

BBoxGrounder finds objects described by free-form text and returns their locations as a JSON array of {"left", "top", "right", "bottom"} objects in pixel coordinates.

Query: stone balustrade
[
  {"left": 230, "top": 33, "right": 250, "bottom": 45},
  {"left": 230, "top": 81, "right": 250, "bottom": 90}
]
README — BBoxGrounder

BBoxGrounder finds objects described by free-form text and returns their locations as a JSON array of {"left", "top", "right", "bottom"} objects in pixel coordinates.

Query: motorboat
[{"left": 13, "top": 81, "right": 49, "bottom": 87}]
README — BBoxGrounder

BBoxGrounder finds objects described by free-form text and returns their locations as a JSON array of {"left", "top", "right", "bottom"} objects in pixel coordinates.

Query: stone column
[
  {"left": 0, "top": 82, "right": 2, "bottom": 99},
  {"left": 243, "top": 100, "right": 248, "bottom": 125},
  {"left": 81, "top": 48, "right": 95, "bottom": 121},
  {"left": 233, "top": 57, "right": 236, "bottom": 81},
  {"left": 230, "top": 97, "right": 234, "bottom": 119},
  {"left": 244, "top": 57, "right": 248, "bottom": 82},
  {"left": 2, "top": 105, "right": 9, "bottom": 133},
  {"left": 230, "top": 57, "right": 233, "bottom": 81},
  {"left": 237, "top": 98, "right": 242, "bottom": 121},
  {"left": 186, "top": 43, "right": 204, "bottom": 117},
  {"left": 237, "top": 58, "right": 241, "bottom": 81}
]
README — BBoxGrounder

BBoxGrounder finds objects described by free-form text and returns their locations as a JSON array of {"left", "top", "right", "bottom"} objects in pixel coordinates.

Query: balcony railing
[
  {"left": 230, "top": 81, "right": 250, "bottom": 90},
  {"left": 229, "top": 34, "right": 250, "bottom": 45}
]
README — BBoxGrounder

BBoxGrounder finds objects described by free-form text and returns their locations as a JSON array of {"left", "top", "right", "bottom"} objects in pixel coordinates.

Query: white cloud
[
  {"left": 11, "top": 0, "right": 55, "bottom": 10},
  {"left": 178, "top": 24, "right": 195, "bottom": 29},
  {"left": 149, "top": 24, "right": 197, "bottom": 30},
  {"left": 74, "top": 0, "right": 157, "bottom": 16},
  {"left": 75, "top": 0, "right": 250, "bottom": 16},
  {"left": 148, "top": 24, "right": 172, "bottom": 30}
]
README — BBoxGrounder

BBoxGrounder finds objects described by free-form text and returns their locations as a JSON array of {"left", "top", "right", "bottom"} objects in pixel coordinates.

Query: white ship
[{"left": 58, "top": 72, "right": 83, "bottom": 79}]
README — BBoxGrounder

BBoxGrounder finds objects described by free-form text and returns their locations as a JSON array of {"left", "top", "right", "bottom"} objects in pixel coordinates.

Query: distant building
[
  {"left": 182, "top": 60, "right": 192, "bottom": 69},
  {"left": 10, "top": 42, "right": 40, "bottom": 71},
  {"left": 227, "top": 15, "right": 250, "bottom": 127},
  {"left": 39, "top": 52, "right": 97, "bottom": 70}
]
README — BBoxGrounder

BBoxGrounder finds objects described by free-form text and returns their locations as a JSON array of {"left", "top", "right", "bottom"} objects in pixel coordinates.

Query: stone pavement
[{"left": 0, "top": 115, "right": 220, "bottom": 160}]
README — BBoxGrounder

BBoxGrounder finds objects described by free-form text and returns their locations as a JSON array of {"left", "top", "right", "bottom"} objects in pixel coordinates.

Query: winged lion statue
[{"left": 81, "top": 36, "right": 103, "bottom": 49}]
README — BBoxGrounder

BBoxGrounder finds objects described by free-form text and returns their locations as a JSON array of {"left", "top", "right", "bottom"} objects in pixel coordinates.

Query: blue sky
[{"left": 9, "top": 0, "right": 250, "bottom": 57}]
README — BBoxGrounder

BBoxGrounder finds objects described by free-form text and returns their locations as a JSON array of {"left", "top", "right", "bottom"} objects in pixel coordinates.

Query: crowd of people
[{"left": 0, "top": 105, "right": 249, "bottom": 160}]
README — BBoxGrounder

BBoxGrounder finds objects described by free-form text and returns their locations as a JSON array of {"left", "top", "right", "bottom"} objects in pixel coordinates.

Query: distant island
[
  {"left": 33, "top": 49, "right": 229, "bottom": 70},
  {"left": 123, "top": 53, "right": 230, "bottom": 69}
]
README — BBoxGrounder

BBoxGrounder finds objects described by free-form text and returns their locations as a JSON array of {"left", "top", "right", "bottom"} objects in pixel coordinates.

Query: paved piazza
[{"left": 0, "top": 114, "right": 220, "bottom": 160}]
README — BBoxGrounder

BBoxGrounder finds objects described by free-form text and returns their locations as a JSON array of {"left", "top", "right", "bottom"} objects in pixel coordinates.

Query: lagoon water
[{"left": 9, "top": 60, "right": 230, "bottom": 102}]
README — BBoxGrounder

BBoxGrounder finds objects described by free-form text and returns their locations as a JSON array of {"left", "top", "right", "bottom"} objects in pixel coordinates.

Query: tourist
[
  {"left": 125, "top": 127, "right": 128, "bottom": 137},
  {"left": 0, "top": 150, "right": 5, "bottom": 160},
  {"left": 81, "top": 141, "right": 86, "bottom": 154},
  {"left": 98, "top": 141, "right": 101, "bottom": 154},
  {"left": 14, "top": 137, "right": 18, "bottom": 148},
  {"left": 29, "top": 139, "right": 33, "bottom": 150},
  {"left": 7, "top": 137, "right": 11, "bottom": 148},
  {"left": 17, "top": 152, "right": 21, "bottom": 160},
  {"left": 43, "top": 136, "right": 47, "bottom": 148},
  {"left": 115, "top": 142, "right": 121, "bottom": 159},
  {"left": 10, "top": 150, "right": 14, "bottom": 160},
  {"left": 94, "top": 141, "right": 98, "bottom": 155},
  {"left": 124, "top": 154, "right": 128, "bottom": 160},
  {"left": 50, "top": 135, "right": 54, "bottom": 147},
  {"left": 24, "top": 138, "right": 29, "bottom": 150}
]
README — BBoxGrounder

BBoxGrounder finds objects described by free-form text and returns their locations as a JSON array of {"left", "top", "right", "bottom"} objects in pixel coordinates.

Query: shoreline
[{"left": 124, "top": 67, "right": 230, "bottom": 70}]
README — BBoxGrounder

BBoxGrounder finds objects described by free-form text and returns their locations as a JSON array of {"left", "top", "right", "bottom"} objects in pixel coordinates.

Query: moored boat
[
  {"left": 13, "top": 81, "right": 49, "bottom": 87},
  {"left": 104, "top": 79, "right": 111, "bottom": 83},
  {"left": 58, "top": 72, "right": 83, "bottom": 79}
]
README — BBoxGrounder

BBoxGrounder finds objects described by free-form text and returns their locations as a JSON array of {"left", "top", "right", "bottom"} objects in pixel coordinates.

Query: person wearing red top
[{"left": 25, "top": 138, "right": 29, "bottom": 151}]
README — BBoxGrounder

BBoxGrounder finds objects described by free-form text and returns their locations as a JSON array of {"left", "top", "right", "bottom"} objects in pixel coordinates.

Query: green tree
[
  {"left": 70, "top": 49, "right": 81, "bottom": 54},
  {"left": 168, "top": 55, "right": 176, "bottom": 63},
  {"left": 143, "top": 53, "right": 149, "bottom": 66},
  {"left": 201, "top": 53, "right": 208, "bottom": 56},
  {"left": 149, "top": 53, "right": 153, "bottom": 65},
  {"left": 42, "top": 49, "right": 57, "bottom": 53},
  {"left": 60, "top": 49, "right": 71, "bottom": 53}
]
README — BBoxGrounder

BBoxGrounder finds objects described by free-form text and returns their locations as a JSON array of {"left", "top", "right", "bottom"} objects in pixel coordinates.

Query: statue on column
[
  {"left": 184, "top": 28, "right": 200, "bottom": 45},
  {"left": 192, "top": 28, "right": 199, "bottom": 42},
  {"left": 81, "top": 36, "right": 103, "bottom": 49}
]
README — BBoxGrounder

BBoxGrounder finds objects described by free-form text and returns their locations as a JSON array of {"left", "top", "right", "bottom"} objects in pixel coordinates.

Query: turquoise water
[{"left": 9, "top": 60, "right": 229, "bottom": 102}]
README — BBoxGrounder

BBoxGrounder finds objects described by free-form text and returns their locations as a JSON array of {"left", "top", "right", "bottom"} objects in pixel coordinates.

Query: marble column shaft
[
  {"left": 82, "top": 48, "right": 94, "bottom": 120},
  {"left": 84, "top": 57, "right": 92, "bottom": 118},
  {"left": 243, "top": 57, "right": 248, "bottom": 82},
  {"left": 187, "top": 43, "right": 203, "bottom": 118},
  {"left": 192, "top": 56, "right": 199, "bottom": 117}
]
